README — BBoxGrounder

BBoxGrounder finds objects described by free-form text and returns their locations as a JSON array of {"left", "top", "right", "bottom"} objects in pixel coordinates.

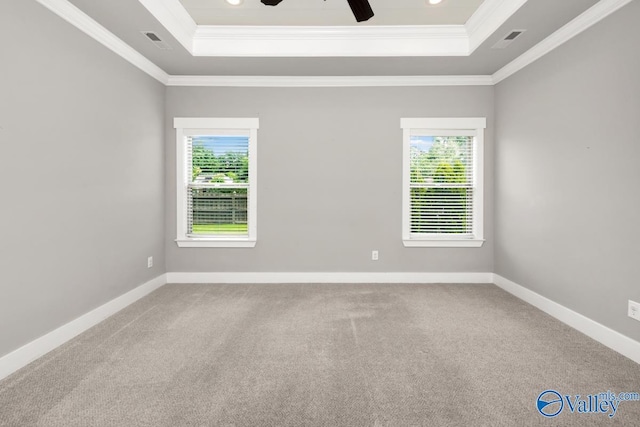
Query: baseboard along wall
[
  {"left": 1, "top": 271, "right": 637, "bottom": 382},
  {"left": 165, "top": 272, "right": 494, "bottom": 284},
  {"left": 0, "top": 274, "right": 167, "bottom": 381},
  {"left": 493, "top": 274, "right": 640, "bottom": 365}
]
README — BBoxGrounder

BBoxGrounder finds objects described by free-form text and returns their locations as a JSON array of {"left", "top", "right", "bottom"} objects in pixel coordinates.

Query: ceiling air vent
[
  {"left": 141, "top": 31, "right": 172, "bottom": 50},
  {"left": 492, "top": 29, "right": 526, "bottom": 49}
]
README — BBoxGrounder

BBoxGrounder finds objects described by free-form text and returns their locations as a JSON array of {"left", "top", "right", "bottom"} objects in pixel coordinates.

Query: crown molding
[
  {"left": 492, "top": 0, "right": 635, "bottom": 84},
  {"left": 35, "top": 0, "right": 169, "bottom": 84},
  {"left": 138, "top": 0, "right": 529, "bottom": 58},
  {"left": 192, "top": 25, "right": 469, "bottom": 57},
  {"left": 139, "top": 0, "right": 531, "bottom": 58},
  {"left": 166, "top": 75, "right": 495, "bottom": 87},
  {"left": 194, "top": 25, "right": 467, "bottom": 40},
  {"left": 466, "top": 0, "right": 528, "bottom": 53}
]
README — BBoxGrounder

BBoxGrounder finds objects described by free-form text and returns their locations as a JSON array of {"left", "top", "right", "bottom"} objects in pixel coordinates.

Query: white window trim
[
  {"left": 401, "top": 117, "right": 486, "bottom": 248},
  {"left": 174, "top": 118, "right": 259, "bottom": 248}
]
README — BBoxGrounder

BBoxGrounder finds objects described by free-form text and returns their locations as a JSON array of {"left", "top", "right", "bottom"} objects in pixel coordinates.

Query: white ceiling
[{"left": 179, "top": 0, "right": 486, "bottom": 26}]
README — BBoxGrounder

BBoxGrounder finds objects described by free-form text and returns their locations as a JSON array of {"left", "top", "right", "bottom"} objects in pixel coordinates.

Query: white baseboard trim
[
  {"left": 0, "top": 274, "right": 167, "bottom": 382},
  {"left": 493, "top": 274, "right": 640, "bottom": 365},
  {"left": 9, "top": 272, "right": 634, "bottom": 384},
  {"left": 166, "top": 272, "right": 493, "bottom": 284}
]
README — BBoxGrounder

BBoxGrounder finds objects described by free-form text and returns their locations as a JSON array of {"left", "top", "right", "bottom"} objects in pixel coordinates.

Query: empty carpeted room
[{"left": 1, "top": 0, "right": 639, "bottom": 425}]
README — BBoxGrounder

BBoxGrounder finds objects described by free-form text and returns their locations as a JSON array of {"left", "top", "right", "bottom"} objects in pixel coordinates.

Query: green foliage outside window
[
  {"left": 189, "top": 141, "right": 250, "bottom": 234},
  {"left": 410, "top": 137, "right": 472, "bottom": 234},
  {"left": 191, "top": 144, "right": 249, "bottom": 183}
]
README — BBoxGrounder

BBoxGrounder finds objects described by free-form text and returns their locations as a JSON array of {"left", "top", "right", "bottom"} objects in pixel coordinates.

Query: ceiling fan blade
[
  {"left": 260, "top": 0, "right": 374, "bottom": 23},
  {"left": 346, "top": 0, "right": 374, "bottom": 22}
]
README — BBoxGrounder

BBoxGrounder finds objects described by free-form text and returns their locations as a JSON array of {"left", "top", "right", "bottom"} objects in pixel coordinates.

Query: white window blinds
[
  {"left": 186, "top": 133, "right": 250, "bottom": 237},
  {"left": 174, "top": 118, "right": 258, "bottom": 248},
  {"left": 409, "top": 130, "right": 475, "bottom": 237},
  {"left": 401, "top": 118, "right": 485, "bottom": 247}
]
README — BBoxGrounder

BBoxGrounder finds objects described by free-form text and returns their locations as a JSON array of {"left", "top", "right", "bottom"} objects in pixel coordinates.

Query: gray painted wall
[
  {"left": 495, "top": 1, "right": 640, "bottom": 341},
  {"left": 166, "top": 86, "right": 494, "bottom": 273},
  {"left": 0, "top": 1, "right": 166, "bottom": 358}
]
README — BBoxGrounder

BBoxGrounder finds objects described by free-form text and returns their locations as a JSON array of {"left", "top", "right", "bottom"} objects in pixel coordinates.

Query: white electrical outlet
[
  {"left": 372, "top": 250, "right": 379, "bottom": 261},
  {"left": 147, "top": 256, "right": 153, "bottom": 268},
  {"left": 629, "top": 300, "right": 640, "bottom": 322}
]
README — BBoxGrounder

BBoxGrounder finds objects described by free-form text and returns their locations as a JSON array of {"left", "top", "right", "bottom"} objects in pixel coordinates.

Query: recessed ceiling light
[
  {"left": 226, "top": 0, "right": 243, "bottom": 5},
  {"left": 428, "top": 0, "right": 443, "bottom": 4}
]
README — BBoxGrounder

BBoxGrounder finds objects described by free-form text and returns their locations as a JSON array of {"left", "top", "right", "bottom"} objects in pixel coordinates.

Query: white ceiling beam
[
  {"left": 466, "top": 0, "right": 529, "bottom": 53},
  {"left": 137, "top": 0, "right": 197, "bottom": 53}
]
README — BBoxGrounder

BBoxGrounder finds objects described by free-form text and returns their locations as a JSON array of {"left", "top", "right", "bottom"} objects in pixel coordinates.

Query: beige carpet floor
[{"left": 0, "top": 283, "right": 639, "bottom": 426}]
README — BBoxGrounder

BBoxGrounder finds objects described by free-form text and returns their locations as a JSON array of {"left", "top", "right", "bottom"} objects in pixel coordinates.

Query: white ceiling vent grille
[
  {"left": 141, "top": 31, "right": 172, "bottom": 50},
  {"left": 492, "top": 29, "right": 526, "bottom": 49}
]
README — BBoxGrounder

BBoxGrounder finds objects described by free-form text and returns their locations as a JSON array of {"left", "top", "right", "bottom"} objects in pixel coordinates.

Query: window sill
[
  {"left": 403, "top": 239, "right": 485, "bottom": 248},
  {"left": 176, "top": 239, "right": 256, "bottom": 248}
]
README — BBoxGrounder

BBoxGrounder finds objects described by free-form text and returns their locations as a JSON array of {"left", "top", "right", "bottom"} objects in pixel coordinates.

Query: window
[
  {"left": 174, "top": 118, "right": 258, "bottom": 247},
  {"left": 401, "top": 118, "right": 486, "bottom": 247}
]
